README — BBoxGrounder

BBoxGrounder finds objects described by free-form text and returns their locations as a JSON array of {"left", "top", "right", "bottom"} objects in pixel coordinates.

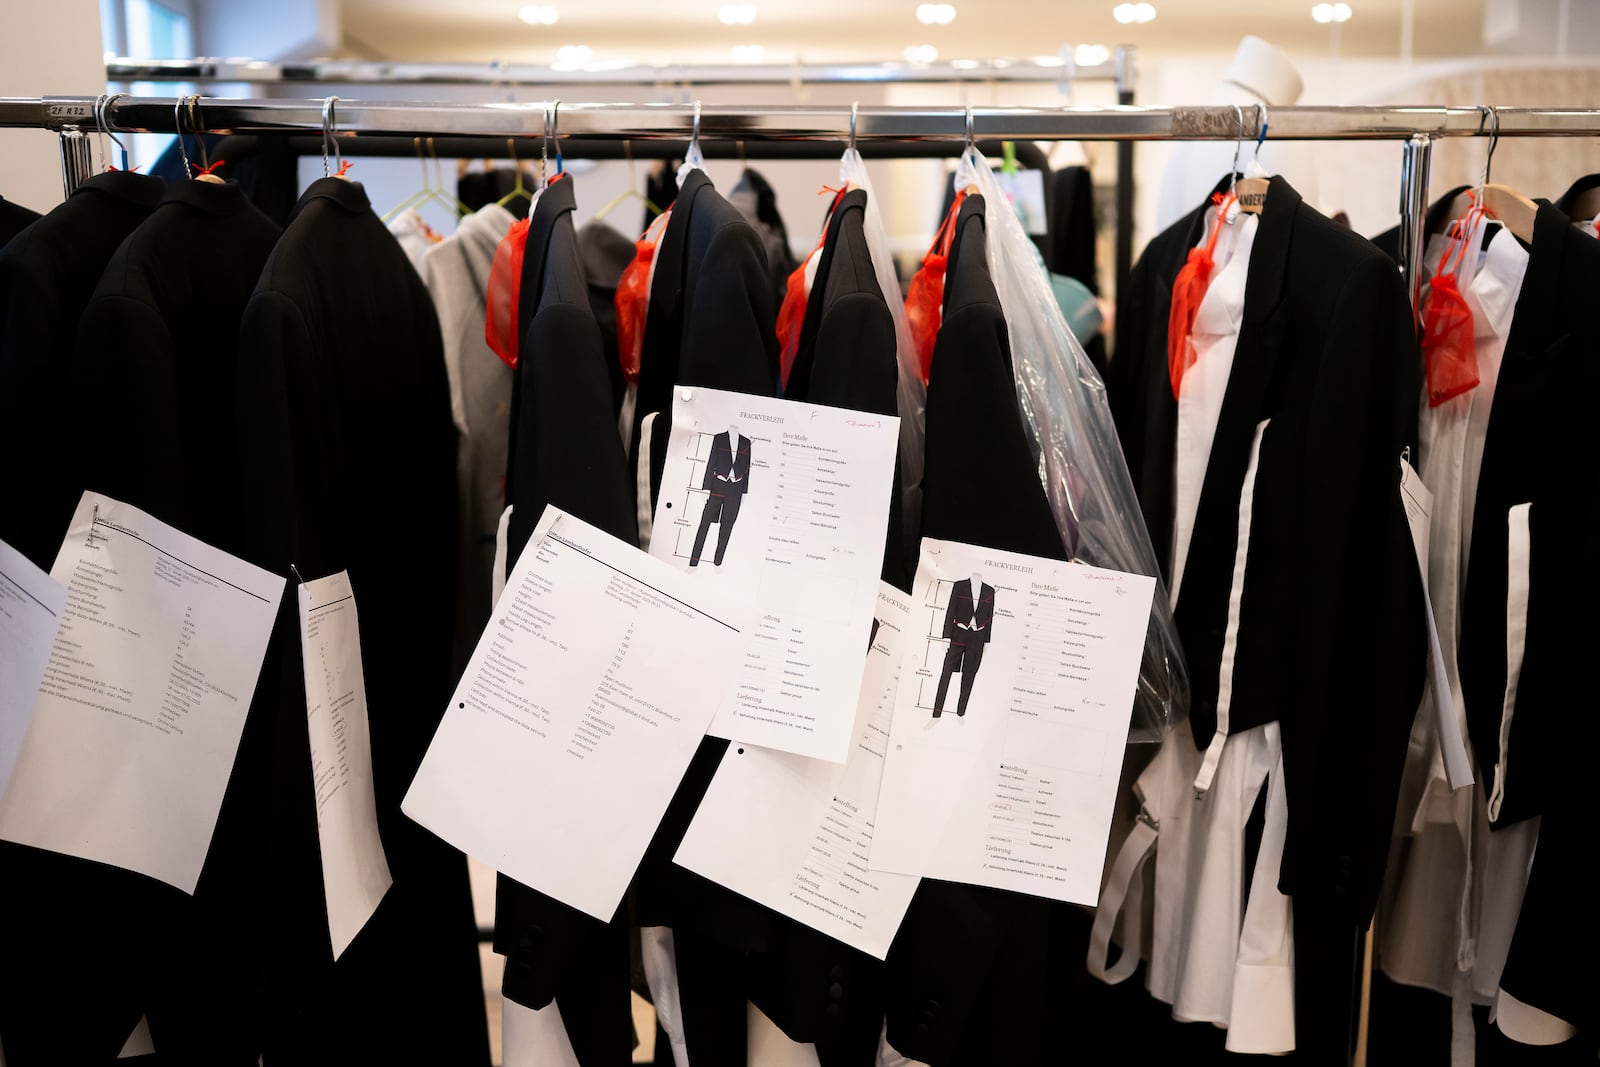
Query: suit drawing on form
[
  {"left": 691, "top": 429, "right": 752, "bottom": 566},
  {"left": 934, "top": 578, "right": 995, "bottom": 717}
]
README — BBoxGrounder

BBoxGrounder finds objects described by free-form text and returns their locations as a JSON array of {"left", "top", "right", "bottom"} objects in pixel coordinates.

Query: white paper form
[
  {"left": 0, "top": 492, "right": 283, "bottom": 893},
  {"left": 297, "top": 570, "right": 392, "bottom": 959},
  {"left": 871, "top": 538, "right": 1155, "bottom": 906},
  {"left": 649, "top": 386, "right": 900, "bottom": 763},
  {"left": 0, "top": 538, "right": 67, "bottom": 799},
  {"left": 402, "top": 506, "right": 748, "bottom": 922},
  {"left": 675, "top": 583, "right": 921, "bottom": 959}
]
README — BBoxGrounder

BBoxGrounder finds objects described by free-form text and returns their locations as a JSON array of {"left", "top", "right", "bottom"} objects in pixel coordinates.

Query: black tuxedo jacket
[
  {"left": 494, "top": 174, "right": 637, "bottom": 1066},
  {"left": 0, "top": 171, "right": 164, "bottom": 571},
  {"left": 0, "top": 194, "right": 41, "bottom": 248},
  {"left": 942, "top": 579, "right": 995, "bottom": 645},
  {"left": 234, "top": 177, "right": 488, "bottom": 1065},
  {"left": 702, "top": 429, "right": 753, "bottom": 494},
  {"left": 1109, "top": 175, "right": 1427, "bottom": 1056},
  {"left": 1554, "top": 172, "right": 1600, "bottom": 218},
  {"left": 884, "top": 194, "right": 1067, "bottom": 1067},
  {"left": 624, "top": 167, "right": 778, "bottom": 1066}
]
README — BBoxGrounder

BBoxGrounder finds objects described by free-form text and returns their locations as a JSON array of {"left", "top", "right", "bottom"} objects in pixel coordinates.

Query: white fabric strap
[
  {"left": 641, "top": 926, "right": 691, "bottom": 1067},
  {"left": 1086, "top": 814, "right": 1158, "bottom": 984},
  {"left": 1225, "top": 724, "right": 1295, "bottom": 1055},
  {"left": 636, "top": 412, "right": 658, "bottom": 553},
  {"left": 1487, "top": 503, "right": 1531, "bottom": 823},
  {"left": 491, "top": 504, "right": 513, "bottom": 609},
  {"left": 1194, "top": 418, "right": 1269, "bottom": 796}
]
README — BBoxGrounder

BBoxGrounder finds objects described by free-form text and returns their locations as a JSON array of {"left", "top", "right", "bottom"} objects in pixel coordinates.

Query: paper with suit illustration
[
  {"left": 0, "top": 538, "right": 67, "bottom": 801},
  {"left": 0, "top": 491, "right": 283, "bottom": 893},
  {"left": 296, "top": 570, "right": 392, "bottom": 959},
  {"left": 403, "top": 505, "right": 748, "bottom": 922},
  {"left": 650, "top": 385, "right": 900, "bottom": 763},
  {"left": 870, "top": 537, "right": 1155, "bottom": 906},
  {"left": 674, "top": 583, "right": 922, "bottom": 959}
]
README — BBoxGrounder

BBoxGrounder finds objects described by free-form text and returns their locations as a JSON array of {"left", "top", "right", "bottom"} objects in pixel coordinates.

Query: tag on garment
[
  {"left": 675, "top": 584, "right": 922, "bottom": 959},
  {"left": 995, "top": 169, "right": 1048, "bottom": 235},
  {"left": 403, "top": 506, "right": 749, "bottom": 921},
  {"left": 297, "top": 570, "right": 393, "bottom": 959},
  {"left": 0, "top": 538, "right": 67, "bottom": 799},
  {"left": 0, "top": 492, "right": 283, "bottom": 893},
  {"left": 871, "top": 538, "right": 1155, "bottom": 905},
  {"left": 1400, "top": 458, "right": 1474, "bottom": 790}
]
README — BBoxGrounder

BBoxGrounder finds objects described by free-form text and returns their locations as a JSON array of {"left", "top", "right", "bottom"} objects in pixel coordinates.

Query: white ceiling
[{"left": 337, "top": 0, "right": 1493, "bottom": 67}]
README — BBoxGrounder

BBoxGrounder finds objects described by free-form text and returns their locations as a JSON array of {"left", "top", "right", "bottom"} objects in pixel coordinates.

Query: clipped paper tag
[
  {"left": 1399, "top": 456, "right": 1433, "bottom": 581},
  {"left": 995, "top": 169, "right": 1048, "bottom": 235},
  {"left": 298, "top": 570, "right": 393, "bottom": 958}
]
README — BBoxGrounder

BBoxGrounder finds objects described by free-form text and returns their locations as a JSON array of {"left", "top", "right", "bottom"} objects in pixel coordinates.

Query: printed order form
[
  {"left": 871, "top": 538, "right": 1155, "bottom": 906},
  {"left": 650, "top": 385, "right": 899, "bottom": 763}
]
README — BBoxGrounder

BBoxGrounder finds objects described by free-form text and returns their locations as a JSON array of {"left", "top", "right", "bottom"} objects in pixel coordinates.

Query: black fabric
[
  {"left": 233, "top": 177, "right": 488, "bottom": 1065},
  {"left": 0, "top": 194, "right": 41, "bottom": 248},
  {"left": 1460, "top": 200, "right": 1600, "bottom": 824},
  {"left": 737, "top": 186, "right": 899, "bottom": 1058},
  {"left": 624, "top": 166, "right": 777, "bottom": 1067},
  {"left": 576, "top": 218, "right": 636, "bottom": 413},
  {"left": 1048, "top": 164, "right": 1098, "bottom": 292},
  {"left": 1107, "top": 177, "right": 1426, "bottom": 1056},
  {"left": 1553, "top": 172, "right": 1600, "bottom": 219},
  {"left": 880, "top": 194, "right": 1062, "bottom": 1066},
  {"left": 495, "top": 175, "right": 641, "bottom": 1067},
  {"left": 458, "top": 166, "right": 532, "bottom": 220},
  {"left": 0, "top": 170, "right": 164, "bottom": 571},
  {"left": 1369, "top": 185, "right": 1472, "bottom": 264},
  {"left": 729, "top": 166, "right": 797, "bottom": 313},
  {"left": 59, "top": 178, "right": 281, "bottom": 1062}
]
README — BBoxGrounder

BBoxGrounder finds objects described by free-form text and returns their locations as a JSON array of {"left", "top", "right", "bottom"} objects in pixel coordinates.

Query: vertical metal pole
[
  {"left": 1397, "top": 133, "right": 1433, "bottom": 315},
  {"left": 1114, "top": 46, "right": 1136, "bottom": 305},
  {"left": 58, "top": 126, "right": 93, "bottom": 198}
]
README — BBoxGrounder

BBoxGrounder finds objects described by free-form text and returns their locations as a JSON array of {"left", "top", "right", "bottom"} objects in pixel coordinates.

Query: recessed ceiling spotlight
[
  {"left": 904, "top": 44, "right": 939, "bottom": 64},
  {"left": 1312, "top": 2, "right": 1352, "bottom": 22},
  {"left": 718, "top": 4, "right": 757, "bottom": 25},
  {"left": 518, "top": 4, "right": 559, "bottom": 25},
  {"left": 916, "top": 4, "right": 957, "bottom": 25},
  {"left": 1074, "top": 43, "right": 1111, "bottom": 66},
  {"left": 731, "top": 44, "right": 766, "bottom": 63},
  {"left": 553, "top": 44, "right": 593, "bottom": 69}
]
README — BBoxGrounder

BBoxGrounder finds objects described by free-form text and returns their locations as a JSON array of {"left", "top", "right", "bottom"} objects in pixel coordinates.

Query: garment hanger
[
  {"left": 593, "top": 139, "right": 661, "bottom": 222},
  {"left": 962, "top": 105, "right": 979, "bottom": 196},
  {"left": 1234, "top": 103, "right": 1269, "bottom": 214},
  {"left": 843, "top": 102, "right": 862, "bottom": 191},
  {"left": 187, "top": 97, "right": 225, "bottom": 184},
  {"left": 1439, "top": 107, "right": 1536, "bottom": 242},
  {"left": 677, "top": 100, "right": 705, "bottom": 187},
  {"left": 94, "top": 93, "right": 130, "bottom": 172},
  {"left": 174, "top": 95, "right": 225, "bottom": 184},
  {"left": 321, "top": 96, "right": 352, "bottom": 180},
  {"left": 496, "top": 138, "right": 534, "bottom": 208},
  {"left": 380, "top": 138, "right": 436, "bottom": 222}
]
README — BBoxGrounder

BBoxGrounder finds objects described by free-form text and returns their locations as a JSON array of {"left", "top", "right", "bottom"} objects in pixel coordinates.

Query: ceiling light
[
  {"left": 904, "top": 44, "right": 939, "bottom": 64},
  {"left": 518, "top": 5, "right": 559, "bottom": 25},
  {"left": 950, "top": 58, "right": 980, "bottom": 69},
  {"left": 553, "top": 44, "right": 593, "bottom": 69},
  {"left": 1113, "top": 2, "right": 1156, "bottom": 23},
  {"left": 718, "top": 4, "right": 756, "bottom": 24},
  {"left": 1074, "top": 43, "right": 1111, "bottom": 66},
  {"left": 731, "top": 44, "right": 766, "bottom": 63},
  {"left": 1312, "top": 2, "right": 1352, "bottom": 22},
  {"left": 915, "top": 3, "right": 957, "bottom": 25},
  {"left": 1031, "top": 54, "right": 1067, "bottom": 67}
]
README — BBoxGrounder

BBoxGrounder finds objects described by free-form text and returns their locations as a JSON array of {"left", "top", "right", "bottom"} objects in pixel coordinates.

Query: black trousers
[
  {"left": 933, "top": 639, "right": 985, "bottom": 716},
  {"left": 691, "top": 491, "right": 743, "bottom": 566}
]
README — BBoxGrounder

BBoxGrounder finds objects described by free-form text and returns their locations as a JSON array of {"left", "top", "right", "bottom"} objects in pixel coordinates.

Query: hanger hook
[
  {"left": 539, "top": 101, "right": 551, "bottom": 187},
  {"left": 1230, "top": 103, "right": 1245, "bottom": 194},
  {"left": 187, "top": 96, "right": 209, "bottom": 171},
  {"left": 550, "top": 98, "right": 562, "bottom": 175},
  {"left": 848, "top": 100, "right": 859, "bottom": 154},
  {"left": 174, "top": 97, "right": 194, "bottom": 178},
  {"left": 691, "top": 99, "right": 702, "bottom": 149},
  {"left": 91, "top": 93, "right": 109, "bottom": 171},
  {"left": 1253, "top": 102, "right": 1268, "bottom": 162},
  {"left": 99, "top": 93, "right": 128, "bottom": 170},
  {"left": 964, "top": 103, "right": 975, "bottom": 148},
  {"left": 1481, "top": 105, "right": 1501, "bottom": 192},
  {"left": 321, "top": 96, "right": 341, "bottom": 177}
]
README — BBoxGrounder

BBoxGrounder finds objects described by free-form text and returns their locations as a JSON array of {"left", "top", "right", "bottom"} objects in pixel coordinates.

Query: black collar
[
  {"left": 651, "top": 168, "right": 714, "bottom": 319},
  {"left": 75, "top": 170, "right": 165, "bottom": 208},
  {"left": 288, "top": 176, "right": 371, "bottom": 223},
  {"left": 1498, "top": 199, "right": 1571, "bottom": 363},
  {"left": 160, "top": 177, "right": 249, "bottom": 217},
  {"left": 522, "top": 174, "right": 577, "bottom": 305},
  {"left": 1554, "top": 173, "right": 1600, "bottom": 217}
]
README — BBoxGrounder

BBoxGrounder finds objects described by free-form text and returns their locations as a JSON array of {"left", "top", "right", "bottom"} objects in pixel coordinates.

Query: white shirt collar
[{"left": 1467, "top": 225, "right": 1529, "bottom": 342}]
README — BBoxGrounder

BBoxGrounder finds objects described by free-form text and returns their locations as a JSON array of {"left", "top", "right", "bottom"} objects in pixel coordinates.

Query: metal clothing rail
[{"left": 104, "top": 52, "right": 1135, "bottom": 93}]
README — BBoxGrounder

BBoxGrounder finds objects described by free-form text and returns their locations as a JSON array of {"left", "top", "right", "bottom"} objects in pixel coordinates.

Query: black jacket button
[{"left": 829, "top": 982, "right": 845, "bottom": 999}]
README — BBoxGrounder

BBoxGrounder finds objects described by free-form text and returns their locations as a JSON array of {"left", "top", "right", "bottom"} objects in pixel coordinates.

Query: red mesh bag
[
  {"left": 1420, "top": 207, "right": 1483, "bottom": 407},
  {"left": 776, "top": 187, "right": 847, "bottom": 390},
  {"left": 614, "top": 210, "right": 672, "bottom": 384},
  {"left": 905, "top": 189, "right": 968, "bottom": 384},
  {"left": 485, "top": 217, "right": 530, "bottom": 367},
  {"left": 1166, "top": 192, "right": 1233, "bottom": 399}
]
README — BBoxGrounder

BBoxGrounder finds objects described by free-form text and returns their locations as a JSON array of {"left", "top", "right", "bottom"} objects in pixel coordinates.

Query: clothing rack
[{"left": 9, "top": 97, "right": 1600, "bottom": 304}]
